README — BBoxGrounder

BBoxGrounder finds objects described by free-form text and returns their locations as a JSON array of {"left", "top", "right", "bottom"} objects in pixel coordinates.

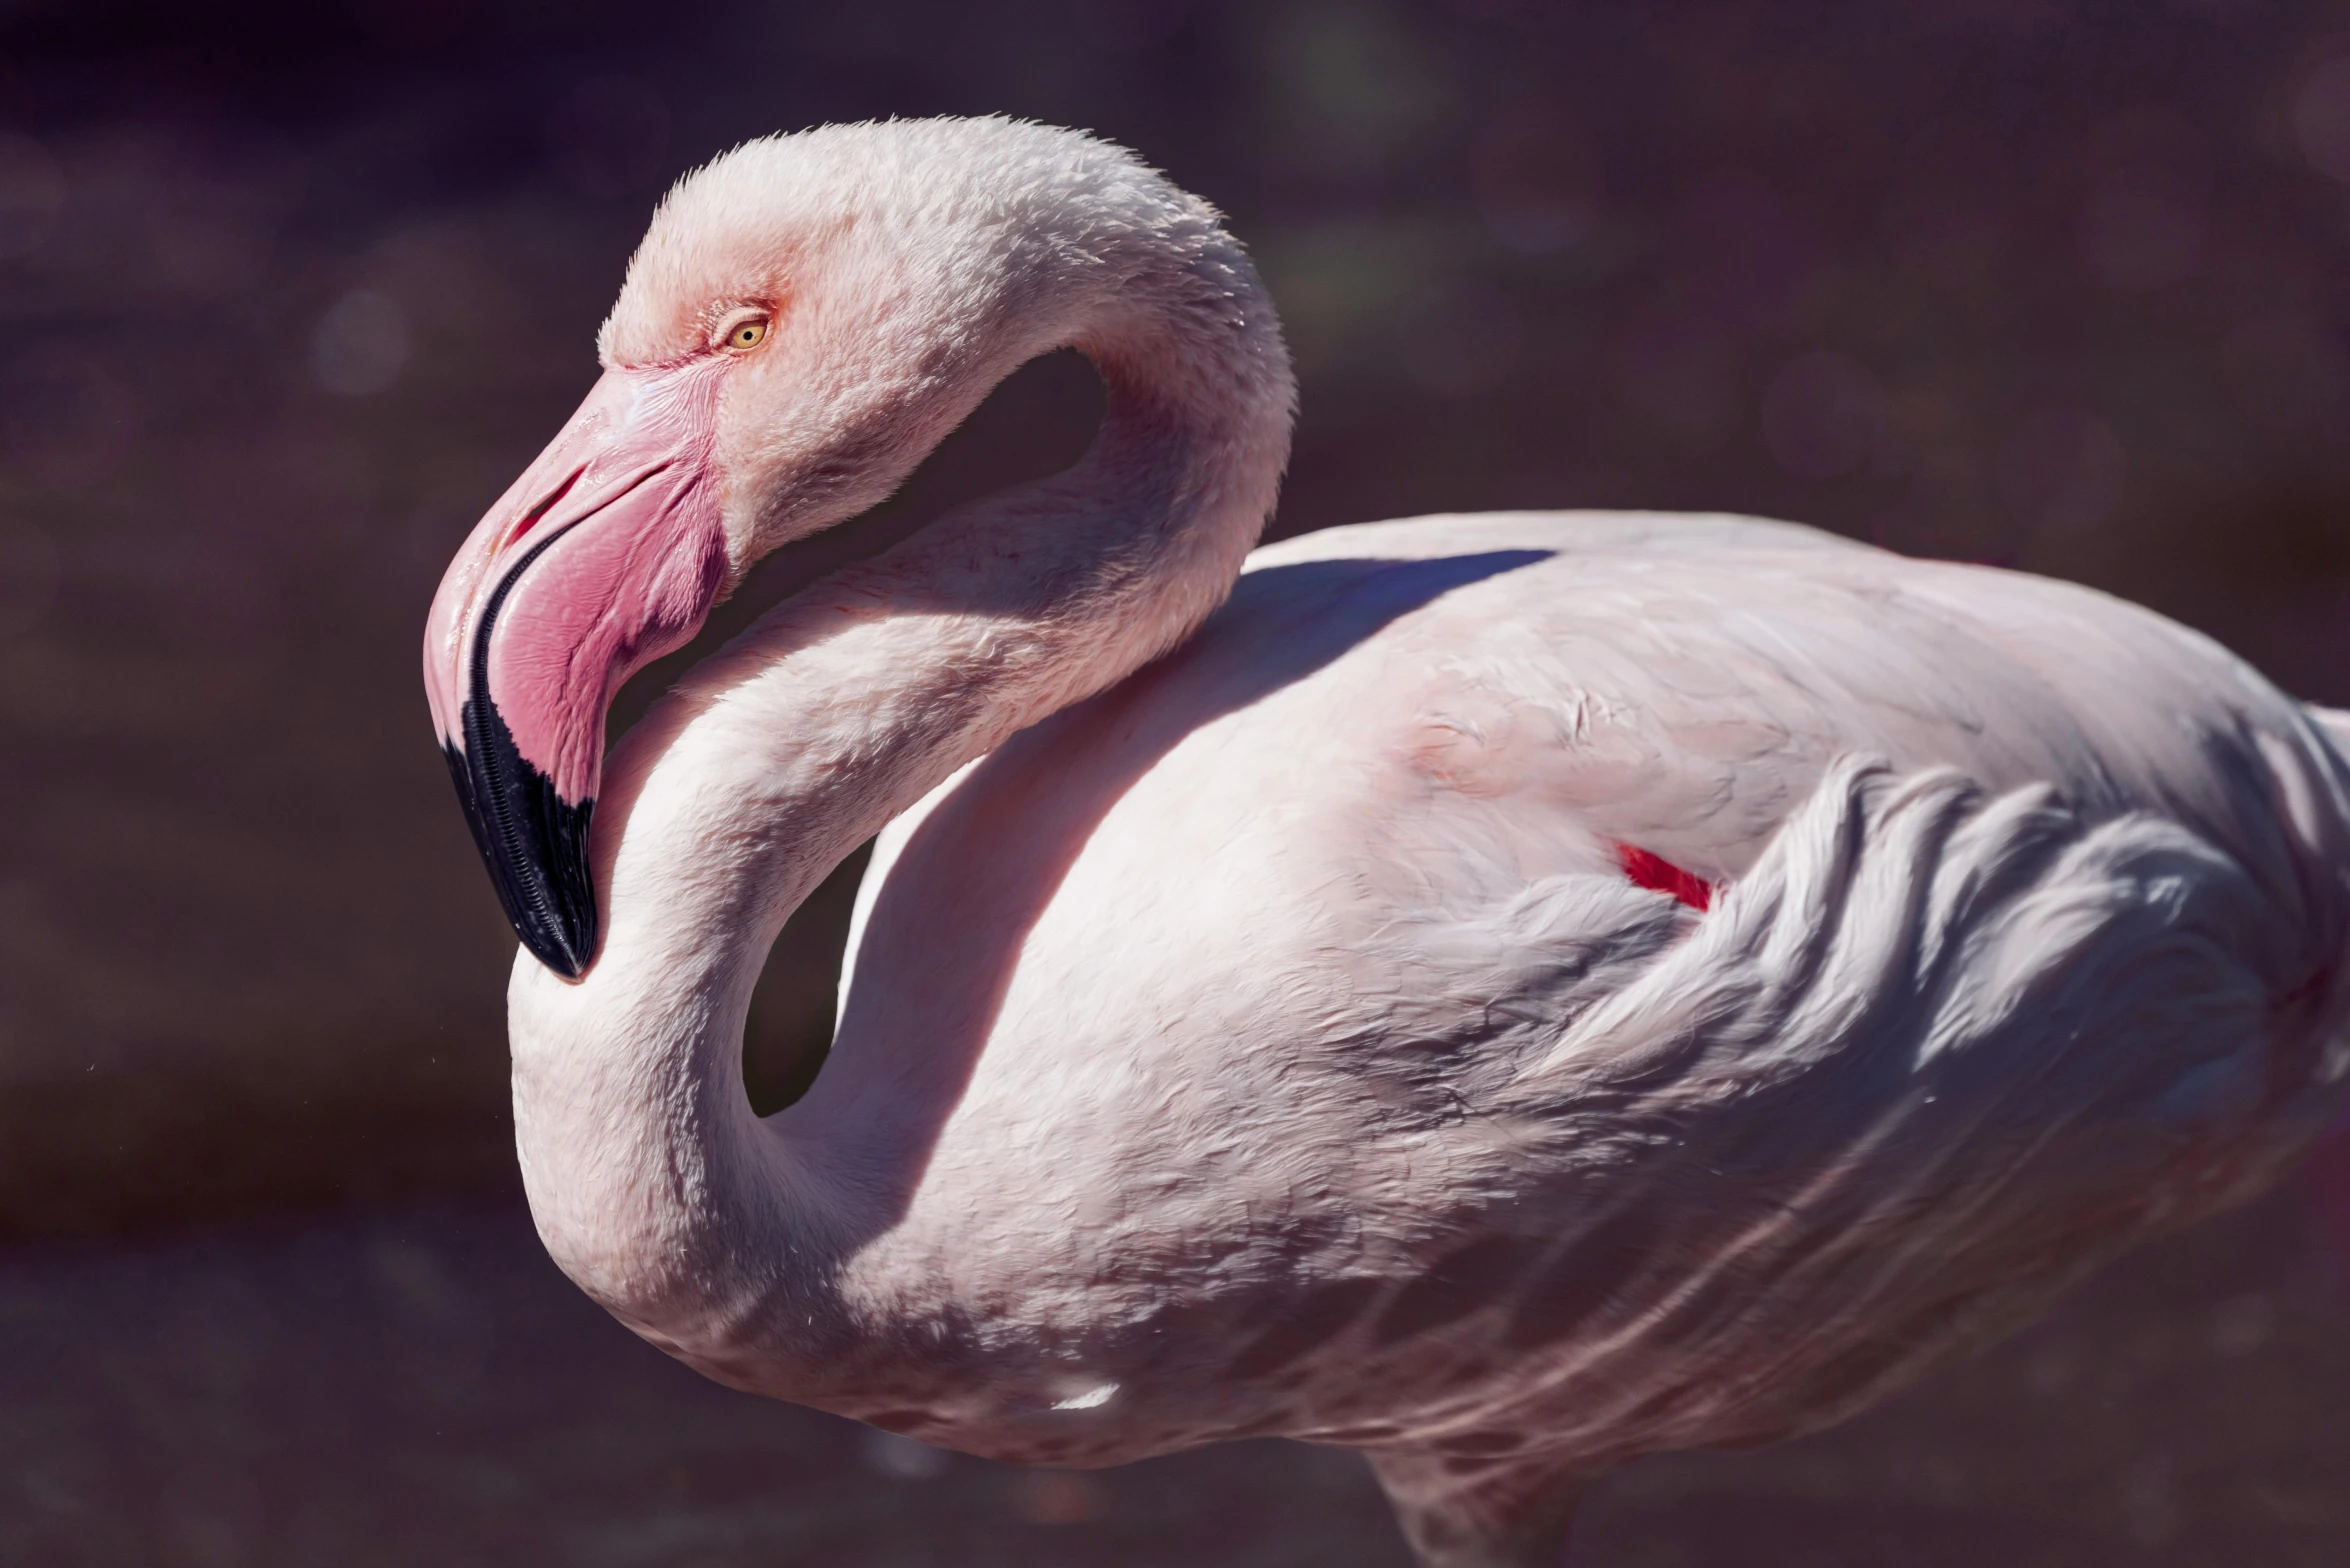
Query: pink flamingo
[{"left": 422, "top": 119, "right": 2350, "bottom": 1566}]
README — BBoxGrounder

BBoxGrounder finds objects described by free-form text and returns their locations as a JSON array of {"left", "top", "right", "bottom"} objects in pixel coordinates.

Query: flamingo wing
[{"left": 809, "top": 511, "right": 2349, "bottom": 1471}]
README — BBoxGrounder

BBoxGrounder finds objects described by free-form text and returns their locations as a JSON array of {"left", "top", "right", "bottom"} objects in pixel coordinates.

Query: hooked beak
[{"left": 423, "top": 362, "right": 730, "bottom": 977}]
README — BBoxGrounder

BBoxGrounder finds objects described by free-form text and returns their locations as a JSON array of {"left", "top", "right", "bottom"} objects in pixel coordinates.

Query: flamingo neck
[{"left": 502, "top": 301, "right": 1291, "bottom": 1382}]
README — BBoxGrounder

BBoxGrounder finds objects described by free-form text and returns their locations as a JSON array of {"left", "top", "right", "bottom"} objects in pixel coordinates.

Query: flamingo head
[
  {"left": 423, "top": 118, "right": 1186, "bottom": 976},
  {"left": 420, "top": 352, "right": 731, "bottom": 979}
]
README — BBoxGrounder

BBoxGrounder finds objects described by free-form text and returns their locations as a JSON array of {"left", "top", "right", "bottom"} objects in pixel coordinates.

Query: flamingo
[{"left": 421, "top": 118, "right": 2350, "bottom": 1566}]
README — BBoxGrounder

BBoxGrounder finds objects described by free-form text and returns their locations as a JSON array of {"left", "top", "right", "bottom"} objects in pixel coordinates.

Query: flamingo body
[
  {"left": 422, "top": 121, "right": 2350, "bottom": 1566},
  {"left": 823, "top": 509, "right": 2349, "bottom": 1485}
]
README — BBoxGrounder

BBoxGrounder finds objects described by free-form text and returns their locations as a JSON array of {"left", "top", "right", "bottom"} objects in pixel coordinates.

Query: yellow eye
[{"left": 725, "top": 317, "right": 769, "bottom": 351}]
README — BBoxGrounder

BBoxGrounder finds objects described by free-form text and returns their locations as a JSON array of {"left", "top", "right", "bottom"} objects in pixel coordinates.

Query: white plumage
[{"left": 425, "top": 119, "right": 2350, "bottom": 1567}]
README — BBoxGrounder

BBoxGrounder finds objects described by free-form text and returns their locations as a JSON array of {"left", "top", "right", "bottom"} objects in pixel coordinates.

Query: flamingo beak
[{"left": 423, "top": 362, "right": 731, "bottom": 977}]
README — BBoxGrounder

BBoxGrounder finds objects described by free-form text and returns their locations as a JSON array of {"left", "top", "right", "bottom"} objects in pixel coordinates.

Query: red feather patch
[{"left": 1613, "top": 842, "right": 1713, "bottom": 911}]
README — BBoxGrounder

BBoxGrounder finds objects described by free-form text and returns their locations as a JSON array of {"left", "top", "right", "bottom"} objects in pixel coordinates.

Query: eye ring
[{"left": 718, "top": 314, "right": 770, "bottom": 353}]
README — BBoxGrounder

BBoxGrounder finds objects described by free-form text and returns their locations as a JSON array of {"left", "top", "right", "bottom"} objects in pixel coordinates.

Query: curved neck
[{"left": 504, "top": 296, "right": 1290, "bottom": 1374}]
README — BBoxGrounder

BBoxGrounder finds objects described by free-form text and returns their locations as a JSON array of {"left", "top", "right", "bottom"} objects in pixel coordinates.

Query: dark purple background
[
  {"left": 6, "top": 0, "right": 2350, "bottom": 1228},
  {"left": 4, "top": 1, "right": 2350, "bottom": 1561}
]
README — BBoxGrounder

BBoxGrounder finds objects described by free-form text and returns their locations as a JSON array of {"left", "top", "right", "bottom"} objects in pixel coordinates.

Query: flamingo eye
[{"left": 722, "top": 316, "right": 769, "bottom": 352}]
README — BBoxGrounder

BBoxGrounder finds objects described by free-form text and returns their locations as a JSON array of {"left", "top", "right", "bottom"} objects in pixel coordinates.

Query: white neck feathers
[{"left": 504, "top": 119, "right": 1293, "bottom": 1372}]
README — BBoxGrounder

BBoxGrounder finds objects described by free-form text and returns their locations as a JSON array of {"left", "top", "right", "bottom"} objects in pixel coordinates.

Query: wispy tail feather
[{"left": 2306, "top": 703, "right": 2350, "bottom": 763}]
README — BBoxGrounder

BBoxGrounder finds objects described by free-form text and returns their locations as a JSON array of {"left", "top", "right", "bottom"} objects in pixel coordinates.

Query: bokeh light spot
[
  {"left": 1010, "top": 1467, "right": 1108, "bottom": 1525},
  {"left": 310, "top": 290, "right": 412, "bottom": 398},
  {"left": 0, "top": 133, "right": 66, "bottom": 261},
  {"left": 858, "top": 1427, "right": 950, "bottom": 1480},
  {"left": 1268, "top": 3, "right": 1455, "bottom": 179},
  {"left": 2293, "top": 55, "right": 2350, "bottom": 183}
]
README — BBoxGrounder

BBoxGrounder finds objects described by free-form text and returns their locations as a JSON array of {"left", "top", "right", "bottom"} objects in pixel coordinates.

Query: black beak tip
[
  {"left": 520, "top": 913, "right": 592, "bottom": 981},
  {"left": 444, "top": 701, "right": 600, "bottom": 980}
]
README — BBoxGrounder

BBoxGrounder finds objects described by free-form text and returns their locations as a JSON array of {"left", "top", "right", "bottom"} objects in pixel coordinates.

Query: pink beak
[{"left": 423, "top": 360, "right": 731, "bottom": 976}]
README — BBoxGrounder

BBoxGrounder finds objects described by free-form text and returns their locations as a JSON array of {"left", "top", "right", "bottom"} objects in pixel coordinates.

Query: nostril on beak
[{"left": 502, "top": 465, "right": 589, "bottom": 554}]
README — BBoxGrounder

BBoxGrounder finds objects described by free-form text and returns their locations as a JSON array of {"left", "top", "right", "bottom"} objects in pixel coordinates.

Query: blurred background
[{"left": 3, "top": 0, "right": 2350, "bottom": 1561}]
